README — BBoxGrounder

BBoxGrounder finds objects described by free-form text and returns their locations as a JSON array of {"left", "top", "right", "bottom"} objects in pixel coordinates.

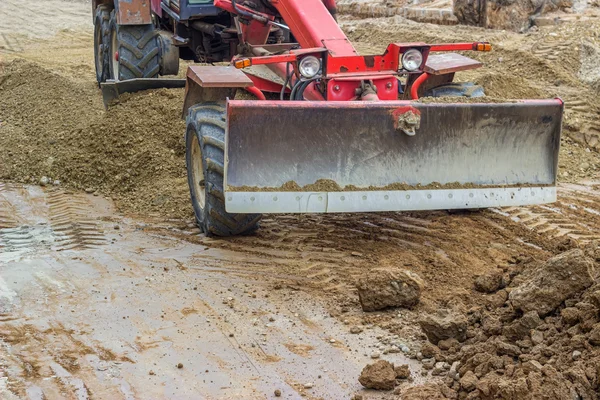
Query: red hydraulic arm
[
  {"left": 270, "top": 0, "right": 356, "bottom": 55},
  {"left": 215, "top": 0, "right": 491, "bottom": 101}
]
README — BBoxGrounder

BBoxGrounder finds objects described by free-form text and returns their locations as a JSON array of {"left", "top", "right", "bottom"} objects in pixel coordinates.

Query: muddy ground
[{"left": 1, "top": 0, "right": 600, "bottom": 399}]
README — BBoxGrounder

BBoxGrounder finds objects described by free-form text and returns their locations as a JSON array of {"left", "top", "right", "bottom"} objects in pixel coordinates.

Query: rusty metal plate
[
  {"left": 187, "top": 66, "right": 254, "bottom": 88},
  {"left": 424, "top": 53, "right": 483, "bottom": 75},
  {"left": 225, "top": 99, "right": 563, "bottom": 190},
  {"left": 117, "top": 0, "right": 152, "bottom": 25}
]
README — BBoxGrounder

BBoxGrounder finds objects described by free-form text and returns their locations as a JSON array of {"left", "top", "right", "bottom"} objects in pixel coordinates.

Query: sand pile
[{"left": 0, "top": 59, "right": 190, "bottom": 218}]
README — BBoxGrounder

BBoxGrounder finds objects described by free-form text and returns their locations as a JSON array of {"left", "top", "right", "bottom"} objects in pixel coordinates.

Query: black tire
[
  {"left": 93, "top": 5, "right": 111, "bottom": 86},
  {"left": 185, "top": 104, "right": 262, "bottom": 237},
  {"left": 108, "top": 10, "right": 160, "bottom": 81},
  {"left": 424, "top": 82, "right": 485, "bottom": 98}
]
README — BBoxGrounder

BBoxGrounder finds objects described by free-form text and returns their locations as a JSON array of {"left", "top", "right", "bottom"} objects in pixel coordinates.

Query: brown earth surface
[{"left": 2, "top": 1, "right": 600, "bottom": 399}]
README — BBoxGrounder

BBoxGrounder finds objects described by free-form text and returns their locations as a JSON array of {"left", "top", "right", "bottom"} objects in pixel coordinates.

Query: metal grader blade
[
  {"left": 224, "top": 99, "right": 563, "bottom": 214},
  {"left": 101, "top": 78, "right": 186, "bottom": 108}
]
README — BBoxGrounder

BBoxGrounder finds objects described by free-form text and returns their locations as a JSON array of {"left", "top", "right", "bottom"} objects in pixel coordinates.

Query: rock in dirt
[
  {"left": 420, "top": 342, "right": 441, "bottom": 359},
  {"left": 503, "top": 311, "right": 541, "bottom": 340},
  {"left": 422, "top": 358, "right": 436, "bottom": 370},
  {"left": 509, "top": 249, "right": 595, "bottom": 317},
  {"left": 459, "top": 370, "right": 478, "bottom": 392},
  {"left": 395, "top": 364, "right": 411, "bottom": 379},
  {"left": 583, "top": 240, "right": 600, "bottom": 263},
  {"left": 358, "top": 360, "right": 396, "bottom": 390},
  {"left": 418, "top": 309, "right": 468, "bottom": 344},
  {"left": 356, "top": 269, "right": 423, "bottom": 312},
  {"left": 494, "top": 339, "right": 521, "bottom": 357},
  {"left": 438, "top": 338, "right": 460, "bottom": 351},
  {"left": 589, "top": 323, "right": 600, "bottom": 345},
  {"left": 349, "top": 326, "right": 363, "bottom": 334},
  {"left": 398, "top": 384, "right": 446, "bottom": 399},
  {"left": 560, "top": 307, "right": 580, "bottom": 326},
  {"left": 589, "top": 290, "right": 600, "bottom": 309},
  {"left": 474, "top": 271, "right": 504, "bottom": 293}
]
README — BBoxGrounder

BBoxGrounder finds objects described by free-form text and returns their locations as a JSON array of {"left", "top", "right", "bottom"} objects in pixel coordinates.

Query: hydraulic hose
[
  {"left": 280, "top": 62, "right": 292, "bottom": 100},
  {"left": 232, "top": 0, "right": 268, "bottom": 24},
  {"left": 245, "top": 86, "right": 266, "bottom": 100},
  {"left": 295, "top": 79, "right": 318, "bottom": 100},
  {"left": 410, "top": 72, "right": 430, "bottom": 100}
]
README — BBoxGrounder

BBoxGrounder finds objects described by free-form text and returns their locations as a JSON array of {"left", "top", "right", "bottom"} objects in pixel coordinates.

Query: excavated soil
[
  {"left": 2, "top": 3, "right": 600, "bottom": 400},
  {"left": 0, "top": 59, "right": 190, "bottom": 219}
]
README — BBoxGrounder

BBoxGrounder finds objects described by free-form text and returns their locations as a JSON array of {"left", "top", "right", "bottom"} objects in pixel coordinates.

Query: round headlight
[
  {"left": 401, "top": 49, "right": 423, "bottom": 72},
  {"left": 298, "top": 56, "right": 321, "bottom": 78}
]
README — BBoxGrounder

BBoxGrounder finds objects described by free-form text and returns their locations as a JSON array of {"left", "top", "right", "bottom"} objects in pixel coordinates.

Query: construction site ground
[{"left": 2, "top": 0, "right": 600, "bottom": 399}]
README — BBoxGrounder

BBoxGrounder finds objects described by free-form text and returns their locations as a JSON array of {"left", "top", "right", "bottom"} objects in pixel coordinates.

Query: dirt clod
[
  {"left": 356, "top": 269, "right": 423, "bottom": 312},
  {"left": 349, "top": 326, "right": 363, "bottom": 334},
  {"left": 509, "top": 249, "right": 595, "bottom": 316},
  {"left": 589, "top": 324, "right": 600, "bottom": 345},
  {"left": 502, "top": 311, "right": 542, "bottom": 340},
  {"left": 358, "top": 360, "right": 397, "bottom": 390},
  {"left": 419, "top": 309, "right": 468, "bottom": 344},
  {"left": 459, "top": 370, "right": 478, "bottom": 392},
  {"left": 395, "top": 364, "right": 411, "bottom": 379},
  {"left": 474, "top": 271, "right": 504, "bottom": 293}
]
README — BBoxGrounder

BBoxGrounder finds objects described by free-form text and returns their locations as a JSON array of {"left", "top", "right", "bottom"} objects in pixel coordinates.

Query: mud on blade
[{"left": 224, "top": 99, "right": 563, "bottom": 213}]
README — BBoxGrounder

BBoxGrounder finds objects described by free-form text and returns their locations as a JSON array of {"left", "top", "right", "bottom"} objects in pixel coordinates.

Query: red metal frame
[
  {"left": 246, "top": 74, "right": 290, "bottom": 94},
  {"left": 411, "top": 72, "right": 430, "bottom": 100},
  {"left": 151, "top": 0, "right": 162, "bottom": 17},
  {"left": 215, "top": 0, "right": 491, "bottom": 102}
]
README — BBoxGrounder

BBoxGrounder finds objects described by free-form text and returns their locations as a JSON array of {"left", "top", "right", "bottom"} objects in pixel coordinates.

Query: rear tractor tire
[
  {"left": 424, "top": 82, "right": 485, "bottom": 98},
  {"left": 93, "top": 5, "right": 112, "bottom": 86},
  {"left": 108, "top": 11, "right": 160, "bottom": 81},
  {"left": 185, "top": 104, "right": 262, "bottom": 237}
]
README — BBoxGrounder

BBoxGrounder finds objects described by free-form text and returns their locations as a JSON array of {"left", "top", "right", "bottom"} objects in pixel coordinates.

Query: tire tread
[{"left": 185, "top": 104, "right": 261, "bottom": 237}]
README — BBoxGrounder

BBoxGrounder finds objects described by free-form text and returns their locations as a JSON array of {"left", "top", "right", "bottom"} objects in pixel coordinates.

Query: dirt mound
[
  {"left": 0, "top": 59, "right": 190, "bottom": 219},
  {"left": 454, "top": 0, "right": 573, "bottom": 31},
  {"left": 401, "top": 242, "right": 600, "bottom": 399}
]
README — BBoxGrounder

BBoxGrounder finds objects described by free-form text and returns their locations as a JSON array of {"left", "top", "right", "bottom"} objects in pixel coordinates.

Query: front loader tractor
[{"left": 93, "top": 0, "right": 563, "bottom": 237}]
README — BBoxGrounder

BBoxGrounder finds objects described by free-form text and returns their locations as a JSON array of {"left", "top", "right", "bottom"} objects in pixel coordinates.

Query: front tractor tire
[
  {"left": 185, "top": 104, "right": 262, "bottom": 237},
  {"left": 93, "top": 5, "right": 111, "bottom": 86},
  {"left": 109, "top": 11, "right": 160, "bottom": 81},
  {"left": 424, "top": 82, "right": 485, "bottom": 98}
]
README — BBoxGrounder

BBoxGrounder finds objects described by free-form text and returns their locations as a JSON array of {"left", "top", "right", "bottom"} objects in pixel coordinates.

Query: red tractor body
[{"left": 94, "top": 0, "right": 563, "bottom": 236}]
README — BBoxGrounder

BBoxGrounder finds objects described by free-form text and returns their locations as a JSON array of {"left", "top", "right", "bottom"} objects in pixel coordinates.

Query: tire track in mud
[
  {"left": 1, "top": 185, "right": 107, "bottom": 260},
  {"left": 47, "top": 190, "right": 106, "bottom": 251},
  {"left": 491, "top": 182, "right": 600, "bottom": 244},
  {"left": 528, "top": 34, "right": 600, "bottom": 148},
  {"left": 530, "top": 36, "right": 575, "bottom": 62},
  {"left": 0, "top": 183, "right": 36, "bottom": 258},
  {"left": 179, "top": 209, "right": 549, "bottom": 305},
  {"left": 0, "top": 182, "right": 21, "bottom": 229},
  {"left": 0, "top": 322, "right": 133, "bottom": 400},
  {"left": 173, "top": 184, "right": 600, "bottom": 304}
]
